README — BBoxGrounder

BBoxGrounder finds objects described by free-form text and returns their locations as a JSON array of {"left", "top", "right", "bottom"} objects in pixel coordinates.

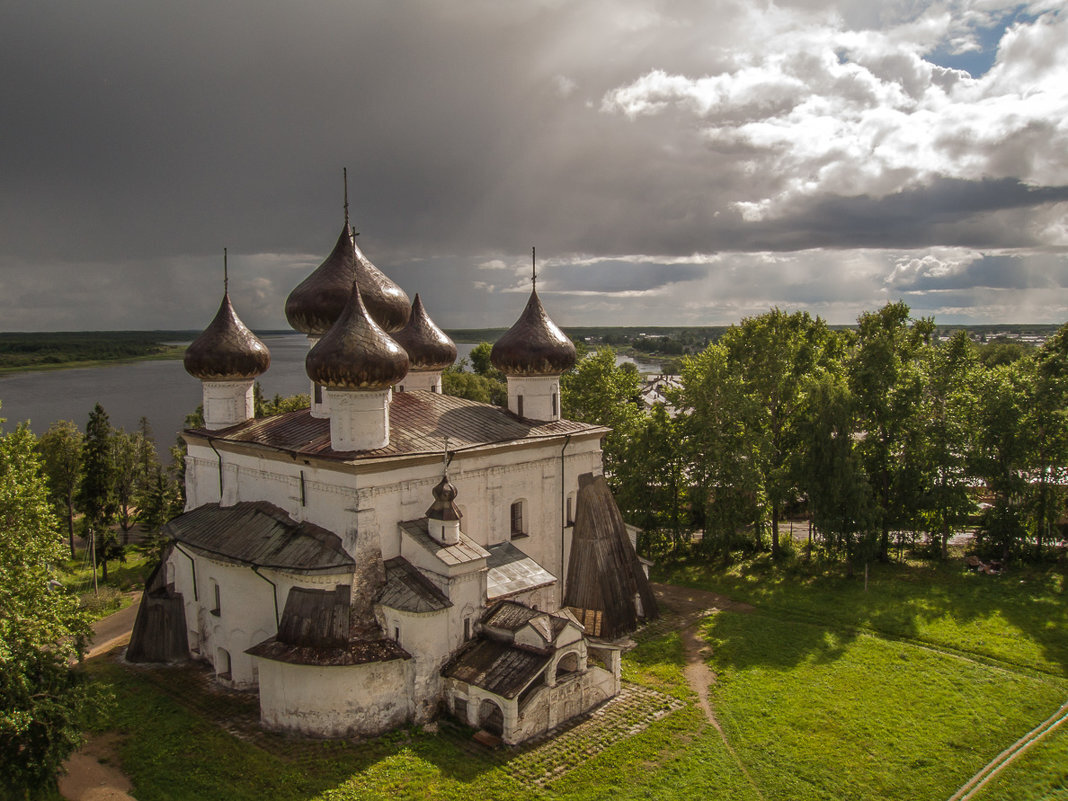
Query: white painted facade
[{"left": 162, "top": 398, "right": 619, "bottom": 742}]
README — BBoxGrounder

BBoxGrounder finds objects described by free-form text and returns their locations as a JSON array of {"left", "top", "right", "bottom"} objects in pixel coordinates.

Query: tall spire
[
  {"left": 532, "top": 246, "right": 536, "bottom": 290},
  {"left": 343, "top": 167, "right": 349, "bottom": 230},
  {"left": 223, "top": 247, "right": 229, "bottom": 295}
]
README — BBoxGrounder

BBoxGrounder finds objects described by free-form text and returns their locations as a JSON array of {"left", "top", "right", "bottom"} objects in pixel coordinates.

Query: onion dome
[
  {"left": 285, "top": 225, "right": 411, "bottom": 335},
  {"left": 306, "top": 282, "right": 409, "bottom": 390},
  {"left": 184, "top": 293, "right": 271, "bottom": 380},
  {"left": 392, "top": 294, "right": 457, "bottom": 371},
  {"left": 490, "top": 288, "right": 576, "bottom": 376},
  {"left": 426, "top": 473, "right": 462, "bottom": 522}
]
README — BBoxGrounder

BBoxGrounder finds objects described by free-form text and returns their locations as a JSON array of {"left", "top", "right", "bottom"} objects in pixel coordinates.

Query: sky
[{"left": 1, "top": 0, "right": 1066, "bottom": 331}]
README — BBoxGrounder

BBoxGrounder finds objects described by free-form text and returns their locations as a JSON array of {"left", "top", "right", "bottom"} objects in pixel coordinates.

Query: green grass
[
  {"left": 81, "top": 554, "right": 1068, "bottom": 800},
  {"left": 661, "top": 553, "right": 1068, "bottom": 676},
  {"left": 706, "top": 611, "right": 1067, "bottom": 800}
]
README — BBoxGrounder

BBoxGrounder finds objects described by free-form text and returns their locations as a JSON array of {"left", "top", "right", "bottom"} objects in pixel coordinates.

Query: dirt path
[
  {"left": 61, "top": 600, "right": 143, "bottom": 800},
  {"left": 948, "top": 700, "right": 1068, "bottom": 801},
  {"left": 57, "top": 733, "right": 135, "bottom": 801},
  {"left": 650, "top": 584, "right": 765, "bottom": 799}
]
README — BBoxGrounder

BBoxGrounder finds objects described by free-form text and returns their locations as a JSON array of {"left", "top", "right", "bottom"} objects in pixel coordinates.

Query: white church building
[{"left": 128, "top": 196, "right": 657, "bottom": 745}]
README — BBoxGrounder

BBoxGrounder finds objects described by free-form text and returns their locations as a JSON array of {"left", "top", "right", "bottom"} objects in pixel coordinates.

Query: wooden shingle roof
[
  {"left": 378, "top": 557, "right": 452, "bottom": 613},
  {"left": 442, "top": 639, "right": 551, "bottom": 699},
  {"left": 164, "top": 501, "right": 353, "bottom": 573},
  {"left": 563, "top": 474, "right": 659, "bottom": 639}
]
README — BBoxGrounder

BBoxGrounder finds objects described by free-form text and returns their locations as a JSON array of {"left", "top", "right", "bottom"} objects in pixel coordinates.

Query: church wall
[
  {"left": 184, "top": 429, "right": 604, "bottom": 610},
  {"left": 376, "top": 607, "right": 450, "bottom": 723},
  {"left": 166, "top": 547, "right": 349, "bottom": 688},
  {"left": 255, "top": 656, "right": 412, "bottom": 737}
]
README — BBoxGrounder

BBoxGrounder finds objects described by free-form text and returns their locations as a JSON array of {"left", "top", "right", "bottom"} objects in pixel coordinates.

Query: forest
[
  {"left": 447, "top": 303, "right": 1068, "bottom": 569},
  {"left": 0, "top": 331, "right": 190, "bottom": 371}
]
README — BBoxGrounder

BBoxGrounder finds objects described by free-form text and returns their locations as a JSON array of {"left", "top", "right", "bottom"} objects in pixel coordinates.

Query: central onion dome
[
  {"left": 490, "top": 288, "right": 576, "bottom": 376},
  {"left": 391, "top": 294, "right": 457, "bottom": 371},
  {"left": 306, "top": 282, "right": 409, "bottom": 390},
  {"left": 285, "top": 225, "right": 411, "bottom": 335},
  {"left": 184, "top": 293, "right": 271, "bottom": 381}
]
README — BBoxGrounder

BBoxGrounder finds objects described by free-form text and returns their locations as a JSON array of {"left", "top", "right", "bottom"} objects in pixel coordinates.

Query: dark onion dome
[
  {"left": 391, "top": 294, "right": 457, "bottom": 371},
  {"left": 184, "top": 293, "right": 271, "bottom": 380},
  {"left": 490, "top": 288, "right": 576, "bottom": 376},
  {"left": 306, "top": 282, "right": 409, "bottom": 390},
  {"left": 426, "top": 473, "right": 462, "bottom": 521},
  {"left": 285, "top": 225, "right": 411, "bottom": 335}
]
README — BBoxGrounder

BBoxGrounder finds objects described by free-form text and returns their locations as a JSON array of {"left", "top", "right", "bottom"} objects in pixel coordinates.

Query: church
[{"left": 128, "top": 191, "right": 657, "bottom": 745}]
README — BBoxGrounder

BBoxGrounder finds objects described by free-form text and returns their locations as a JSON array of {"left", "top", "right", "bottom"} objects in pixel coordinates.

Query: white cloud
[{"left": 601, "top": 5, "right": 1068, "bottom": 220}]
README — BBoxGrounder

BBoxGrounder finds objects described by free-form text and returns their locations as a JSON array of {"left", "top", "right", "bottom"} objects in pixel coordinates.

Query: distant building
[{"left": 129, "top": 195, "right": 656, "bottom": 744}]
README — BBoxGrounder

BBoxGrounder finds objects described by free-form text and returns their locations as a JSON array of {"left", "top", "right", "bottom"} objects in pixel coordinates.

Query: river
[{"left": 0, "top": 335, "right": 662, "bottom": 452}]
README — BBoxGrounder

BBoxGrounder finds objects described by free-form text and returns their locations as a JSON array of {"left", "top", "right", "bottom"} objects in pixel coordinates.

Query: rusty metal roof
[
  {"left": 164, "top": 501, "right": 353, "bottom": 573},
  {"left": 399, "top": 519, "right": 490, "bottom": 566},
  {"left": 187, "top": 390, "right": 605, "bottom": 460},
  {"left": 378, "top": 557, "right": 452, "bottom": 613},
  {"left": 442, "top": 638, "right": 551, "bottom": 699},
  {"left": 486, "top": 542, "right": 557, "bottom": 601}
]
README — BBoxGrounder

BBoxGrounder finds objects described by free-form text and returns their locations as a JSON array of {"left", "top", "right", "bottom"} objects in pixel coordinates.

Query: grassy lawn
[
  {"left": 81, "top": 552, "right": 1068, "bottom": 800},
  {"left": 60, "top": 543, "right": 155, "bottom": 620}
]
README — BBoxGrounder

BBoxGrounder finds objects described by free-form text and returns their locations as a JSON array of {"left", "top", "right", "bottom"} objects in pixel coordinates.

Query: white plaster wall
[
  {"left": 255, "top": 656, "right": 412, "bottom": 737},
  {"left": 506, "top": 375, "right": 561, "bottom": 421},
  {"left": 166, "top": 548, "right": 350, "bottom": 688},
  {"left": 183, "top": 429, "right": 604, "bottom": 607},
  {"left": 377, "top": 607, "right": 450, "bottom": 723}
]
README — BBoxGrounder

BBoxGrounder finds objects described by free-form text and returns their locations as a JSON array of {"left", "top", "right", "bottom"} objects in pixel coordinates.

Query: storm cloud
[{"left": 1, "top": 0, "right": 1065, "bottom": 330}]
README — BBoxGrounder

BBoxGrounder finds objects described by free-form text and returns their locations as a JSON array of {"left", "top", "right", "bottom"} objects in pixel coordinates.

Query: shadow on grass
[{"left": 660, "top": 554, "right": 1068, "bottom": 676}]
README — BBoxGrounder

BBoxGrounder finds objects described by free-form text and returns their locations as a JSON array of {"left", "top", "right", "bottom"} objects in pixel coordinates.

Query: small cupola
[
  {"left": 184, "top": 251, "right": 270, "bottom": 430},
  {"left": 426, "top": 462, "right": 462, "bottom": 546},
  {"left": 306, "top": 281, "right": 409, "bottom": 451},
  {"left": 392, "top": 294, "right": 456, "bottom": 393},
  {"left": 284, "top": 170, "right": 411, "bottom": 417},
  {"left": 490, "top": 251, "right": 575, "bottom": 421}
]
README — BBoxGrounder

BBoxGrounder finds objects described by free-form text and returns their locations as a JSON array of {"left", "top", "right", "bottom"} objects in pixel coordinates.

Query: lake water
[{"left": 0, "top": 334, "right": 661, "bottom": 452}]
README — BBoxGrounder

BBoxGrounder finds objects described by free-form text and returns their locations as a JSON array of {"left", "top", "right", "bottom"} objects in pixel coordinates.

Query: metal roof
[
  {"left": 276, "top": 585, "right": 350, "bottom": 648},
  {"left": 442, "top": 638, "right": 551, "bottom": 699},
  {"left": 399, "top": 519, "right": 489, "bottom": 566},
  {"left": 186, "top": 390, "right": 605, "bottom": 460},
  {"left": 164, "top": 501, "right": 353, "bottom": 573},
  {"left": 246, "top": 634, "right": 410, "bottom": 667},
  {"left": 486, "top": 542, "right": 557, "bottom": 601},
  {"left": 378, "top": 557, "right": 452, "bottom": 613}
]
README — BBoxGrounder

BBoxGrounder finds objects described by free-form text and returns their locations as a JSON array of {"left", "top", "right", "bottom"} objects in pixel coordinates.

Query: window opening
[{"left": 510, "top": 501, "right": 525, "bottom": 538}]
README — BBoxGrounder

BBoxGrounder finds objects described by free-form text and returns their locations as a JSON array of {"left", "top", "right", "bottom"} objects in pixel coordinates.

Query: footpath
[{"left": 59, "top": 595, "right": 141, "bottom": 801}]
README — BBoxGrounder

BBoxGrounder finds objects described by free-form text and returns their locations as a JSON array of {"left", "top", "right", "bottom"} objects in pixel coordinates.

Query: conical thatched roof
[{"left": 563, "top": 473, "right": 658, "bottom": 639}]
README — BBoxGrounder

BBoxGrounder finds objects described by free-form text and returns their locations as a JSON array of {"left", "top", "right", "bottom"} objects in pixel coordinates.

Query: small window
[
  {"left": 510, "top": 500, "right": 525, "bottom": 538},
  {"left": 397, "top": 384, "right": 405, "bottom": 393},
  {"left": 313, "top": 383, "right": 323, "bottom": 404},
  {"left": 566, "top": 494, "right": 574, "bottom": 525},
  {"left": 552, "top": 391, "right": 558, "bottom": 417},
  {"left": 210, "top": 582, "right": 221, "bottom": 617},
  {"left": 464, "top": 617, "right": 471, "bottom": 641},
  {"left": 394, "top": 626, "right": 400, "bottom": 642},
  {"left": 517, "top": 395, "right": 524, "bottom": 418}
]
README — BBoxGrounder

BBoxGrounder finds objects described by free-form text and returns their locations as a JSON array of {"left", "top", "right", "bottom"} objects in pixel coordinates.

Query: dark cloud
[{"left": 0, "top": 0, "right": 1066, "bottom": 330}]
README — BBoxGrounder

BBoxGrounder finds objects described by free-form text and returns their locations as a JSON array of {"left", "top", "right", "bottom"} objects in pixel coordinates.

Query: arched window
[
  {"left": 510, "top": 500, "right": 527, "bottom": 538},
  {"left": 566, "top": 491, "right": 577, "bottom": 525}
]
